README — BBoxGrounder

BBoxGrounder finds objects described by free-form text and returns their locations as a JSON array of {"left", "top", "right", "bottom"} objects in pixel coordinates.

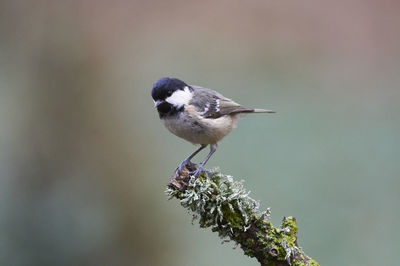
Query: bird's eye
[{"left": 167, "top": 90, "right": 173, "bottom": 95}]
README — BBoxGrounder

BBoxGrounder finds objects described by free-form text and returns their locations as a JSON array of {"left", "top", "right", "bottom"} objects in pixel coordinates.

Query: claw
[
  {"left": 176, "top": 159, "right": 190, "bottom": 174},
  {"left": 176, "top": 160, "right": 198, "bottom": 176},
  {"left": 189, "top": 166, "right": 205, "bottom": 178},
  {"left": 175, "top": 144, "right": 208, "bottom": 176},
  {"left": 176, "top": 144, "right": 216, "bottom": 178}
]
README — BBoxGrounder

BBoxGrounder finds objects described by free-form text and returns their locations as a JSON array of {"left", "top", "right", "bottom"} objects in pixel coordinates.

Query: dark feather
[{"left": 189, "top": 86, "right": 255, "bottom": 119}]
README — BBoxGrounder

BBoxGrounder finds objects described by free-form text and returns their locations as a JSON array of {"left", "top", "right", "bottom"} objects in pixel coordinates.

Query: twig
[{"left": 166, "top": 163, "right": 319, "bottom": 266}]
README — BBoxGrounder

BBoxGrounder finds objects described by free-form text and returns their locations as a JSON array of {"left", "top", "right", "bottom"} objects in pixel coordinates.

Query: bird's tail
[
  {"left": 230, "top": 106, "right": 276, "bottom": 115},
  {"left": 252, "top": 108, "right": 276, "bottom": 113}
]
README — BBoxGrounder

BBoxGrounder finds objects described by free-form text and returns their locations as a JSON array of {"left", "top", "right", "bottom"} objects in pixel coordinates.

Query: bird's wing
[{"left": 189, "top": 86, "right": 254, "bottom": 119}]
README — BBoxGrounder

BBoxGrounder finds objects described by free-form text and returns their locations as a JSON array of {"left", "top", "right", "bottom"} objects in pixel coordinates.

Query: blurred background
[{"left": 1, "top": 0, "right": 399, "bottom": 265}]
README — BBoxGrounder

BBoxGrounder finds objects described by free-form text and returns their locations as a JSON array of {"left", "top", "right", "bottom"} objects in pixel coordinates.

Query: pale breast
[{"left": 162, "top": 105, "right": 239, "bottom": 145}]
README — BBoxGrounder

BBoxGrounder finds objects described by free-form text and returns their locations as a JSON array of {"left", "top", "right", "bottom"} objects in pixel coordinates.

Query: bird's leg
[
  {"left": 190, "top": 143, "right": 218, "bottom": 178},
  {"left": 176, "top": 144, "right": 207, "bottom": 173}
]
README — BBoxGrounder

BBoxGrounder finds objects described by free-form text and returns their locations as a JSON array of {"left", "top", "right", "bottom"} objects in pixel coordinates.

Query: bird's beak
[{"left": 154, "top": 100, "right": 163, "bottom": 108}]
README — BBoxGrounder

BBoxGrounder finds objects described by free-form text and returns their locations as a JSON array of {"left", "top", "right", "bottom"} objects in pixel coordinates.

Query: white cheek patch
[{"left": 166, "top": 86, "right": 193, "bottom": 107}]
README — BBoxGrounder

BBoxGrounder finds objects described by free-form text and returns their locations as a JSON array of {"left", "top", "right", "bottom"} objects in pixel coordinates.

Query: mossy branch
[{"left": 166, "top": 163, "right": 319, "bottom": 266}]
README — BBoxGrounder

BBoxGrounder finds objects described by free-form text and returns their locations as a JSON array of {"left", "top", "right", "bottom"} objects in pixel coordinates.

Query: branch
[{"left": 166, "top": 163, "right": 319, "bottom": 266}]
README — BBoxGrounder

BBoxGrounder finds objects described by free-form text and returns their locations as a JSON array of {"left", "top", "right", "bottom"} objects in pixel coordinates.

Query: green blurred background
[{"left": 1, "top": 1, "right": 399, "bottom": 265}]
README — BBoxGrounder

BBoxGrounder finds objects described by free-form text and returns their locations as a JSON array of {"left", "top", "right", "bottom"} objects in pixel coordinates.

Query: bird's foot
[
  {"left": 176, "top": 159, "right": 189, "bottom": 174},
  {"left": 189, "top": 166, "right": 205, "bottom": 178},
  {"left": 176, "top": 159, "right": 196, "bottom": 175}
]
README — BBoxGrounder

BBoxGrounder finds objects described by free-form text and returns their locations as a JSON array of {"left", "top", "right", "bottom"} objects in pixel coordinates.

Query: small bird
[{"left": 151, "top": 77, "right": 275, "bottom": 177}]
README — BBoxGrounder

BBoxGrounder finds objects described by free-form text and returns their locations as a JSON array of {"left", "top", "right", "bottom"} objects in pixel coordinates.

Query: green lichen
[{"left": 166, "top": 169, "right": 319, "bottom": 266}]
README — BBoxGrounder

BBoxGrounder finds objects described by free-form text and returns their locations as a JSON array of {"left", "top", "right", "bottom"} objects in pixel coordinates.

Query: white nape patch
[
  {"left": 165, "top": 86, "right": 193, "bottom": 107},
  {"left": 215, "top": 99, "right": 220, "bottom": 112},
  {"left": 199, "top": 102, "right": 210, "bottom": 115}
]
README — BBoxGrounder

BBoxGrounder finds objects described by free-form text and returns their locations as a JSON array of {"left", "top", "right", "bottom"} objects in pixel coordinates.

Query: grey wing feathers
[{"left": 189, "top": 85, "right": 272, "bottom": 119}]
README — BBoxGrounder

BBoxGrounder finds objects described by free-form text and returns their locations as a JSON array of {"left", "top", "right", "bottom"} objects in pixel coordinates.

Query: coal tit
[{"left": 151, "top": 77, "right": 275, "bottom": 177}]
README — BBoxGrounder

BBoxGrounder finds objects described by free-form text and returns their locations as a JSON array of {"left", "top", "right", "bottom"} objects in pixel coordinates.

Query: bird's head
[{"left": 151, "top": 77, "right": 193, "bottom": 117}]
